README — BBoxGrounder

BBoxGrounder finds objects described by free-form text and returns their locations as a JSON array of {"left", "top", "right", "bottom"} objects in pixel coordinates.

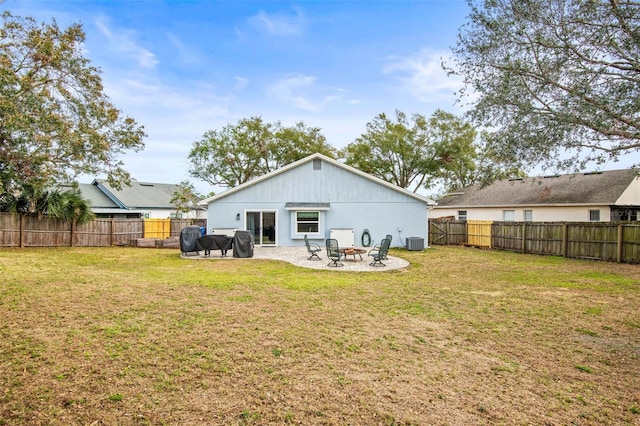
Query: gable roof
[
  {"left": 435, "top": 169, "right": 640, "bottom": 208},
  {"left": 90, "top": 179, "right": 181, "bottom": 209},
  {"left": 199, "top": 153, "right": 435, "bottom": 206},
  {"left": 77, "top": 183, "right": 120, "bottom": 209}
]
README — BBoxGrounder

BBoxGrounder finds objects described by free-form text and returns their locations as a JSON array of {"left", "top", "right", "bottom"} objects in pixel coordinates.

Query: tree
[
  {"left": 436, "top": 130, "right": 526, "bottom": 193},
  {"left": 188, "top": 117, "right": 336, "bottom": 188},
  {"left": 170, "top": 180, "right": 201, "bottom": 217},
  {"left": 0, "top": 11, "right": 146, "bottom": 193},
  {"left": 270, "top": 121, "right": 336, "bottom": 171},
  {"left": 343, "top": 110, "right": 435, "bottom": 192},
  {"left": 0, "top": 185, "right": 94, "bottom": 224},
  {"left": 343, "top": 110, "right": 485, "bottom": 193},
  {"left": 451, "top": 0, "right": 640, "bottom": 170}
]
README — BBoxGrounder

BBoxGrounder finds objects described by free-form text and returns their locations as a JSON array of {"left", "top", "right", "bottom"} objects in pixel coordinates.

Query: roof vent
[
  {"left": 583, "top": 171, "right": 602, "bottom": 176},
  {"left": 508, "top": 178, "right": 523, "bottom": 181},
  {"left": 543, "top": 175, "right": 560, "bottom": 178},
  {"left": 139, "top": 183, "right": 154, "bottom": 187}
]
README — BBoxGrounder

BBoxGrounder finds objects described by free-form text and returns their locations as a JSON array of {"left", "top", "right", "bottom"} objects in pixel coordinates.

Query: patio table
[{"left": 197, "top": 235, "right": 233, "bottom": 257}]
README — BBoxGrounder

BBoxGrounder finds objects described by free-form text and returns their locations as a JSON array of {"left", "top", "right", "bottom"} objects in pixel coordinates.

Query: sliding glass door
[{"left": 245, "top": 210, "right": 276, "bottom": 246}]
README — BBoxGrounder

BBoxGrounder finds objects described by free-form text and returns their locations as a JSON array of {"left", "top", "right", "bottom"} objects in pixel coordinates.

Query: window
[
  {"left": 502, "top": 210, "right": 515, "bottom": 221},
  {"left": 313, "top": 158, "right": 322, "bottom": 170},
  {"left": 296, "top": 211, "right": 319, "bottom": 233},
  {"left": 458, "top": 210, "right": 467, "bottom": 221},
  {"left": 524, "top": 210, "right": 533, "bottom": 221},
  {"left": 589, "top": 209, "right": 600, "bottom": 222}
]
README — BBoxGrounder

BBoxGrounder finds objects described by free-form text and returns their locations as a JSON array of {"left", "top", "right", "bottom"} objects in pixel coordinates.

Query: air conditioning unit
[{"left": 406, "top": 237, "right": 424, "bottom": 251}]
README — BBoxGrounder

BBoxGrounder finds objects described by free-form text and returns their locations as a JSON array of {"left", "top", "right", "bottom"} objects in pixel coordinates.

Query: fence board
[
  {"left": 0, "top": 213, "right": 202, "bottom": 248},
  {"left": 0, "top": 213, "right": 21, "bottom": 247},
  {"left": 429, "top": 219, "right": 640, "bottom": 264},
  {"left": 171, "top": 219, "right": 206, "bottom": 237},
  {"left": 144, "top": 219, "right": 171, "bottom": 239},
  {"left": 467, "top": 220, "right": 492, "bottom": 247},
  {"left": 622, "top": 225, "right": 640, "bottom": 263},
  {"left": 429, "top": 220, "right": 466, "bottom": 245}
]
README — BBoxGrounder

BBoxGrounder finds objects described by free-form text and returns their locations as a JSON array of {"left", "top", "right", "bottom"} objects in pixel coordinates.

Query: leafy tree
[
  {"left": 170, "top": 180, "right": 201, "bottom": 217},
  {"left": 343, "top": 110, "right": 489, "bottom": 193},
  {"left": 436, "top": 131, "right": 526, "bottom": 194},
  {"left": 0, "top": 11, "right": 146, "bottom": 194},
  {"left": 188, "top": 117, "right": 336, "bottom": 187},
  {"left": 271, "top": 121, "right": 336, "bottom": 171},
  {"left": 0, "top": 186, "right": 94, "bottom": 224},
  {"left": 450, "top": 0, "right": 640, "bottom": 170},
  {"left": 342, "top": 110, "right": 435, "bottom": 192}
]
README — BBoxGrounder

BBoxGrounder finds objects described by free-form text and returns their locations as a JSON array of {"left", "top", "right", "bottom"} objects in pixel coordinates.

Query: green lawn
[{"left": 0, "top": 246, "right": 638, "bottom": 425}]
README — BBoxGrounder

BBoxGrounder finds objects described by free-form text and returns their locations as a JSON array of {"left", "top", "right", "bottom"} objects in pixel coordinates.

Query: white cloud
[
  {"left": 94, "top": 17, "right": 159, "bottom": 69},
  {"left": 234, "top": 76, "right": 249, "bottom": 90},
  {"left": 267, "top": 74, "right": 343, "bottom": 112},
  {"left": 383, "top": 49, "right": 464, "bottom": 104},
  {"left": 247, "top": 8, "right": 305, "bottom": 36}
]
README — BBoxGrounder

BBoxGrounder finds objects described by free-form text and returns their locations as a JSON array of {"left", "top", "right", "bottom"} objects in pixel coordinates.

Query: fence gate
[
  {"left": 429, "top": 221, "right": 448, "bottom": 245},
  {"left": 144, "top": 219, "right": 171, "bottom": 239},
  {"left": 467, "top": 220, "right": 493, "bottom": 248}
]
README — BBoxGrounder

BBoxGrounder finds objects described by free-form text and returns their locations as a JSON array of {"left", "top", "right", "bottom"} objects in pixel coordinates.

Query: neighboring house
[
  {"left": 199, "top": 153, "right": 435, "bottom": 248},
  {"left": 433, "top": 169, "right": 640, "bottom": 222},
  {"left": 78, "top": 180, "right": 206, "bottom": 219}
]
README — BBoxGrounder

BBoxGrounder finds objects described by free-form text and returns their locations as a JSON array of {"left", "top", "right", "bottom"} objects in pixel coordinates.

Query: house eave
[{"left": 199, "top": 153, "right": 436, "bottom": 206}]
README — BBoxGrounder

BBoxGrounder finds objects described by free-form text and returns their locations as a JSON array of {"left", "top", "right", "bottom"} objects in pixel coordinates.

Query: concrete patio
[{"left": 181, "top": 245, "right": 410, "bottom": 272}]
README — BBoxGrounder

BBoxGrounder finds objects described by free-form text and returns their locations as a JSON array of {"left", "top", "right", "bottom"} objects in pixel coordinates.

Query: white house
[
  {"left": 199, "top": 153, "right": 435, "bottom": 248},
  {"left": 78, "top": 180, "right": 206, "bottom": 219},
  {"left": 433, "top": 169, "right": 640, "bottom": 222}
]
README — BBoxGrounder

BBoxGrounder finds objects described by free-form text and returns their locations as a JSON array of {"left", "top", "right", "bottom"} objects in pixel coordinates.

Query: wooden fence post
[
  {"left": 70, "top": 220, "right": 75, "bottom": 247},
  {"left": 110, "top": 218, "right": 115, "bottom": 246},
  {"left": 617, "top": 224, "right": 623, "bottom": 263},
  {"left": 20, "top": 214, "right": 25, "bottom": 248},
  {"left": 562, "top": 223, "right": 568, "bottom": 258},
  {"left": 521, "top": 223, "right": 526, "bottom": 254}
]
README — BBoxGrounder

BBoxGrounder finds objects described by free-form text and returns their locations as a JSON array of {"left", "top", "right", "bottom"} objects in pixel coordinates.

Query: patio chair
[
  {"left": 369, "top": 238, "right": 391, "bottom": 267},
  {"left": 369, "top": 234, "right": 392, "bottom": 260},
  {"left": 304, "top": 234, "right": 322, "bottom": 261},
  {"left": 325, "top": 238, "right": 344, "bottom": 267}
]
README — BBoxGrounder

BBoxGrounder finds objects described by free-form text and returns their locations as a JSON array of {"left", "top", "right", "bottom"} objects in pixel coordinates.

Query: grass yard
[{"left": 0, "top": 245, "right": 638, "bottom": 425}]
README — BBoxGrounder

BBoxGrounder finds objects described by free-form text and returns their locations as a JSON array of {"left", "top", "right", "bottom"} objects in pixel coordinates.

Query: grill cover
[
  {"left": 233, "top": 230, "right": 254, "bottom": 258},
  {"left": 180, "top": 226, "right": 202, "bottom": 254}
]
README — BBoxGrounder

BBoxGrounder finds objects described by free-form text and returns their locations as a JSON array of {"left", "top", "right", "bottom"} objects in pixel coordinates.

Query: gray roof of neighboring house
[
  {"left": 435, "top": 169, "right": 640, "bottom": 208},
  {"left": 77, "top": 183, "right": 120, "bottom": 209},
  {"left": 85, "top": 180, "right": 182, "bottom": 209}
]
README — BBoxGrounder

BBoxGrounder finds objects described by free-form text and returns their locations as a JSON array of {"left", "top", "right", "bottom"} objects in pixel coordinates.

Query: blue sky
[{"left": 6, "top": 0, "right": 471, "bottom": 194}]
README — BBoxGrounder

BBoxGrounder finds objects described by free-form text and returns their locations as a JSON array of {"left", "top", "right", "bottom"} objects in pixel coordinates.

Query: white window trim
[{"left": 291, "top": 210, "right": 325, "bottom": 239}]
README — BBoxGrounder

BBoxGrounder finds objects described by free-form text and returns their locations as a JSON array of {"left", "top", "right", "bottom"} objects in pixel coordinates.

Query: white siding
[{"left": 433, "top": 206, "right": 612, "bottom": 222}]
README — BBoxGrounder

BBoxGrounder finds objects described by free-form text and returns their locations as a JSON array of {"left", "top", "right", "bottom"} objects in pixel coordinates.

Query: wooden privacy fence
[
  {"left": 429, "top": 219, "right": 640, "bottom": 263},
  {"left": 144, "top": 219, "right": 171, "bottom": 239},
  {"left": 467, "top": 220, "right": 492, "bottom": 248},
  {"left": 0, "top": 213, "right": 206, "bottom": 248}
]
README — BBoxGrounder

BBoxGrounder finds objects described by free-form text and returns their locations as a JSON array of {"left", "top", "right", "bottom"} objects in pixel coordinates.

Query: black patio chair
[
  {"left": 304, "top": 234, "right": 322, "bottom": 261},
  {"left": 369, "top": 234, "right": 392, "bottom": 260},
  {"left": 369, "top": 238, "right": 391, "bottom": 267},
  {"left": 325, "top": 238, "right": 344, "bottom": 267}
]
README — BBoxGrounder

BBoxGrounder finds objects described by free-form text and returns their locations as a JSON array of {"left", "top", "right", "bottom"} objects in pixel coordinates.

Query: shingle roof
[
  {"left": 436, "top": 169, "right": 639, "bottom": 207},
  {"left": 77, "top": 183, "right": 119, "bottom": 208},
  {"left": 91, "top": 180, "right": 181, "bottom": 209}
]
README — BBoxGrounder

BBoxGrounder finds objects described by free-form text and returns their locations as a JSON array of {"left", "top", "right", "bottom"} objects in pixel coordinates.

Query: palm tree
[{"left": 0, "top": 186, "right": 94, "bottom": 224}]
